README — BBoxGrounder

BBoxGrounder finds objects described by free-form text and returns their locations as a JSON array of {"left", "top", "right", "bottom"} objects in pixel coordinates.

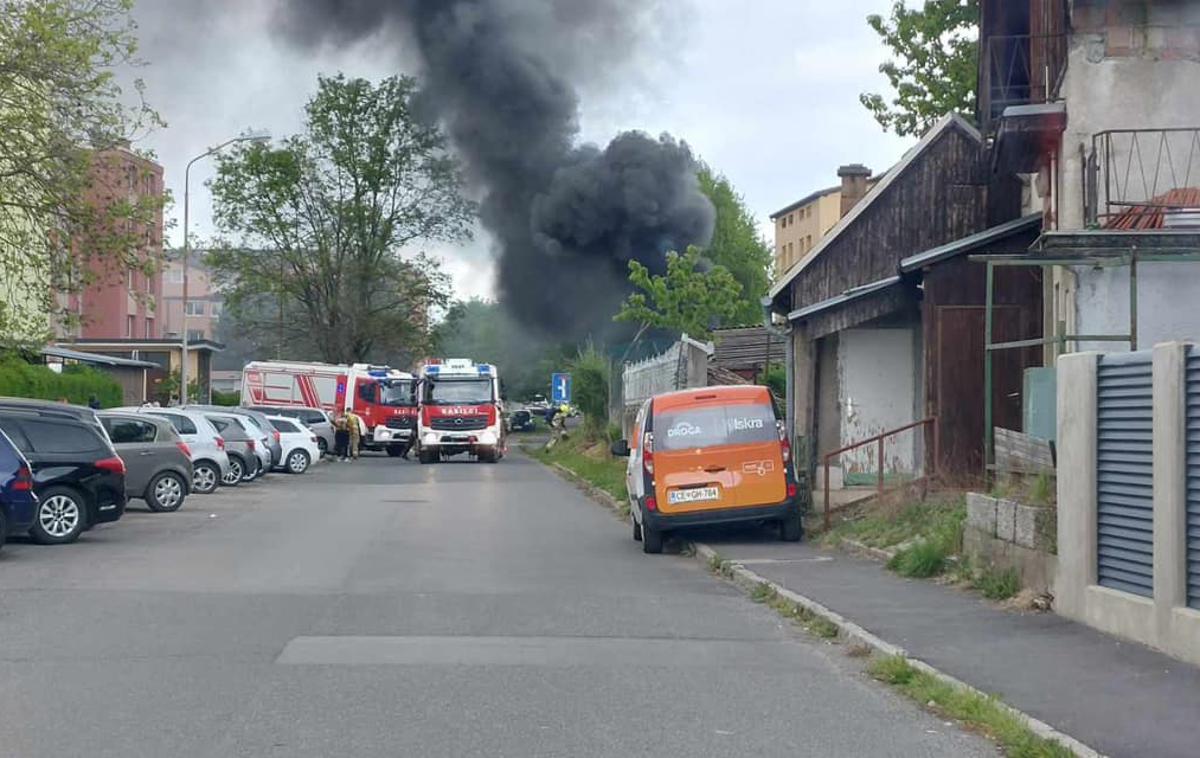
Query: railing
[
  {"left": 821, "top": 417, "right": 938, "bottom": 530},
  {"left": 1087, "top": 128, "right": 1200, "bottom": 228},
  {"left": 979, "top": 33, "right": 1068, "bottom": 136}
]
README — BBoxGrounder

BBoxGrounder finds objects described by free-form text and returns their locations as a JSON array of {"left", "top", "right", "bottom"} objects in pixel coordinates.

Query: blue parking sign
[{"left": 551, "top": 373, "right": 572, "bottom": 404}]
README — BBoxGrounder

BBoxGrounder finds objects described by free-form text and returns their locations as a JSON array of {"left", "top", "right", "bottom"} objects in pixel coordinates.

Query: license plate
[{"left": 668, "top": 486, "right": 720, "bottom": 505}]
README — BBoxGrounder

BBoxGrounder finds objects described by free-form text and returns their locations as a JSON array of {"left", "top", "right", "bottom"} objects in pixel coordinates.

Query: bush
[
  {"left": 569, "top": 343, "right": 609, "bottom": 430},
  {"left": 974, "top": 567, "right": 1021, "bottom": 600},
  {"left": 211, "top": 389, "right": 240, "bottom": 407},
  {"left": 0, "top": 356, "right": 123, "bottom": 408},
  {"left": 887, "top": 540, "right": 949, "bottom": 578}
]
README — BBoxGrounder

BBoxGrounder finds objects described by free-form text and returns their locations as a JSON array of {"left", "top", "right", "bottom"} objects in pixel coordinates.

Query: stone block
[
  {"left": 965, "top": 492, "right": 997, "bottom": 537},
  {"left": 1015, "top": 505, "right": 1056, "bottom": 552},
  {"left": 995, "top": 498, "right": 1017, "bottom": 544}
]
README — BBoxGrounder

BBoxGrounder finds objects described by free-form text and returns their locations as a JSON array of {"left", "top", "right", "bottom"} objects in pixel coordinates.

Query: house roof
[
  {"left": 710, "top": 326, "right": 787, "bottom": 370},
  {"left": 1105, "top": 188, "right": 1200, "bottom": 230},
  {"left": 769, "top": 185, "right": 840, "bottom": 220},
  {"left": 769, "top": 113, "right": 982, "bottom": 302},
  {"left": 786, "top": 275, "right": 902, "bottom": 323},
  {"left": 706, "top": 365, "right": 753, "bottom": 387},
  {"left": 43, "top": 346, "right": 157, "bottom": 369},
  {"left": 900, "top": 213, "right": 1043, "bottom": 272}
]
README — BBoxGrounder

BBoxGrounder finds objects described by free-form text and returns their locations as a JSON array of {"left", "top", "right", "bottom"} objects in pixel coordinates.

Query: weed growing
[
  {"left": 974, "top": 567, "right": 1021, "bottom": 600},
  {"left": 867, "top": 656, "right": 1073, "bottom": 757},
  {"left": 888, "top": 539, "right": 949, "bottom": 578}
]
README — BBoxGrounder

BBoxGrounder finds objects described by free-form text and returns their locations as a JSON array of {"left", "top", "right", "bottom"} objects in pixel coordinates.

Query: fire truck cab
[{"left": 416, "top": 359, "right": 504, "bottom": 463}]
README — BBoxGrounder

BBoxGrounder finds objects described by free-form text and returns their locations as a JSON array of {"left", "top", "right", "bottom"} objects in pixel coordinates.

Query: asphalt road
[{"left": 0, "top": 452, "right": 992, "bottom": 758}]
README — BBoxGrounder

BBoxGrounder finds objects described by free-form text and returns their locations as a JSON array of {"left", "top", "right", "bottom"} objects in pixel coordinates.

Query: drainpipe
[{"left": 761, "top": 297, "right": 794, "bottom": 445}]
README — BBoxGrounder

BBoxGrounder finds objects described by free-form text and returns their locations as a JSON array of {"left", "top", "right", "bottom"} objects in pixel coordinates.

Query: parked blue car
[{"left": 0, "top": 426, "right": 37, "bottom": 552}]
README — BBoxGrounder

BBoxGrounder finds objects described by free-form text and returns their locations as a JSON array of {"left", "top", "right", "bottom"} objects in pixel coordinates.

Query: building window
[
  {"left": 125, "top": 315, "right": 135, "bottom": 337},
  {"left": 145, "top": 318, "right": 155, "bottom": 338},
  {"left": 184, "top": 301, "right": 205, "bottom": 316},
  {"left": 166, "top": 268, "right": 184, "bottom": 284},
  {"left": 186, "top": 329, "right": 205, "bottom": 342}
]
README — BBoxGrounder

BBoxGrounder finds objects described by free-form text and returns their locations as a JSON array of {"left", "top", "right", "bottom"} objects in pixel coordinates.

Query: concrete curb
[
  {"left": 839, "top": 537, "right": 898, "bottom": 562},
  {"left": 534, "top": 455, "right": 1104, "bottom": 758}
]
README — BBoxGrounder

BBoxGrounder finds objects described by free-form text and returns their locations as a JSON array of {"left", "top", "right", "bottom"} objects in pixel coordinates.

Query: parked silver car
[
  {"left": 187, "top": 406, "right": 282, "bottom": 471},
  {"left": 98, "top": 412, "right": 193, "bottom": 512},
  {"left": 246, "top": 405, "right": 334, "bottom": 457},
  {"left": 203, "top": 414, "right": 262, "bottom": 484},
  {"left": 116, "top": 407, "right": 231, "bottom": 495}
]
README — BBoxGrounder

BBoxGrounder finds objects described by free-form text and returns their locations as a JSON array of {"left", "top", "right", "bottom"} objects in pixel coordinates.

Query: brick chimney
[{"left": 837, "top": 163, "right": 872, "bottom": 218}]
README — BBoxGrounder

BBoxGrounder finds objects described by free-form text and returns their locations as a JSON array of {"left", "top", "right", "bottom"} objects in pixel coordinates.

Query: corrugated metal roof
[
  {"left": 786, "top": 276, "right": 901, "bottom": 323},
  {"left": 900, "top": 213, "right": 1042, "bottom": 272},
  {"left": 1105, "top": 187, "right": 1200, "bottom": 230},
  {"left": 711, "top": 326, "right": 787, "bottom": 370}
]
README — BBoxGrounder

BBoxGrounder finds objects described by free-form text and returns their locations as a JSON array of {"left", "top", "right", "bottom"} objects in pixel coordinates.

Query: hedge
[{"left": 0, "top": 357, "right": 123, "bottom": 408}]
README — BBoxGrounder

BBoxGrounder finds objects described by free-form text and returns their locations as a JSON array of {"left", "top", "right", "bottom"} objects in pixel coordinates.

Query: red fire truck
[
  {"left": 241, "top": 361, "right": 417, "bottom": 456},
  {"left": 415, "top": 359, "right": 505, "bottom": 463}
]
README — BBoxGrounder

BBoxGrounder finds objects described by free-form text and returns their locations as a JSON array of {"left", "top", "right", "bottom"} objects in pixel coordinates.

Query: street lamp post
[{"left": 180, "top": 133, "right": 269, "bottom": 404}]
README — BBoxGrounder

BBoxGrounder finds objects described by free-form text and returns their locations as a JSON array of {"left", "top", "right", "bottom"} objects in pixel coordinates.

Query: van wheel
[
  {"left": 780, "top": 510, "right": 803, "bottom": 542},
  {"left": 632, "top": 515, "right": 642, "bottom": 542},
  {"left": 642, "top": 524, "right": 664, "bottom": 554}
]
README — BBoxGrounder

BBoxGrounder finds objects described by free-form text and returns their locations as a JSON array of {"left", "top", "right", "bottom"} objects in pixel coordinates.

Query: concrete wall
[
  {"left": 1073, "top": 262, "right": 1200, "bottom": 351},
  {"left": 1056, "top": 344, "right": 1200, "bottom": 666},
  {"left": 836, "top": 327, "right": 919, "bottom": 475}
]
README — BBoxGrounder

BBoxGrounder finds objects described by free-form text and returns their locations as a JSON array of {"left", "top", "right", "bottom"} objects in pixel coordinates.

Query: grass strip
[
  {"left": 867, "top": 656, "right": 1073, "bottom": 758},
  {"left": 532, "top": 435, "right": 628, "bottom": 504}
]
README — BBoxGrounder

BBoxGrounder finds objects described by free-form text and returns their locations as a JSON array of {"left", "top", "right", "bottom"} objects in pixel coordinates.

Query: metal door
[
  {"left": 1185, "top": 349, "right": 1200, "bottom": 608},
  {"left": 1096, "top": 351, "right": 1154, "bottom": 597}
]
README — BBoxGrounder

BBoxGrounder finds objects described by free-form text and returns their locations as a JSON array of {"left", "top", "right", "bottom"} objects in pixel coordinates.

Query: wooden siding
[{"left": 789, "top": 123, "right": 989, "bottom": 311}]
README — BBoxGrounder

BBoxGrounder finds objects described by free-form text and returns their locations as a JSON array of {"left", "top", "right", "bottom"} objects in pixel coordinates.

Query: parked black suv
[{"left": 0, "top": 402, "right": 127, "bottom": 544}]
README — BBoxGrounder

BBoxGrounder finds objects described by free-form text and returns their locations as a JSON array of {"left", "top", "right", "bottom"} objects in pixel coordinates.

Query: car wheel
[
  {"left": 29, "top": 486, "right": 87, "bottom": 545},
  {"left": 632, "top": 514, "right": 642, "bottom": 542},
  {"left": 193, "top": 462, "right": 219, "bottom": 494},
  {"left": 146, "top": 471, "right": 187, "bottom": 513},
  {"left": 223, "top": 456, "right": 244, "bottom": 486},
  {"left": 780, "top": 509, "right": 803, "bottom": 542},
  {"left": 286, "top": 449, "right": 310, "bottom": 474},
  {"left": 642, "top": 523, "right": 664, "bottom": 554}
]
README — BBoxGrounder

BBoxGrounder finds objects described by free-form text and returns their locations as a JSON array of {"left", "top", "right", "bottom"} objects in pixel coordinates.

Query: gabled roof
[
  {"left": 900, "top": 213, "right": 1042, "bottom": 272},
  {"left": 769, "top": 113, "right": 982, "bottom": 301}
]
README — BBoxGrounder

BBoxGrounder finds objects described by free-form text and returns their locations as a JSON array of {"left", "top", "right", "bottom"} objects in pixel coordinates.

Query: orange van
[{"left": 612, "top": 385, "right": 801, "bottom": 553}]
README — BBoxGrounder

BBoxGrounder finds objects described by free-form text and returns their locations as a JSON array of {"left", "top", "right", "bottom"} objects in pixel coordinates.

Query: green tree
[
  {"left": 697, "top": 166, "right": 772, "bottom": 325},
  {"left": 0, "top": 0, "right": 163, "bottom": 347},
  {"left": 569, "top": 342, "right": 609, "bottom": 436},
  {"left": 859, "top": 0, "right": 979, "bottom": 137},
  {"left": 614, "top": 246, "right": 742, "bottom": 341},
  {"left": 207, "top": 74, "right": 474, "bottom": 364}
]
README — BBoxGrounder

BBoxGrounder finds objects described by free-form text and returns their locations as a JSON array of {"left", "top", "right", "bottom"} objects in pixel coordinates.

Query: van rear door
[{"left": 653, "top": 400, "right": 785, "bottom": 513}]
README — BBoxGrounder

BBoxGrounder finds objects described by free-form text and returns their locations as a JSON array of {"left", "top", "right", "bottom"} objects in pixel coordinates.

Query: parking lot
[{"left": 0, "top": 450, "right": 991, "bottom": 758}]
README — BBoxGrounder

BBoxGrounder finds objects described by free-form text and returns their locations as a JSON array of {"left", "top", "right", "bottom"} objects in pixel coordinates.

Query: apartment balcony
[{"left": 1086, "top": 128, "right": 1200, "bottom": 229}]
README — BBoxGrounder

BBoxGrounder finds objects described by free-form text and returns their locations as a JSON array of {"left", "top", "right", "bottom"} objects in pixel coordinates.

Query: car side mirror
[{"left": 611, "top": 439, "right": 630, "bottom": 457}]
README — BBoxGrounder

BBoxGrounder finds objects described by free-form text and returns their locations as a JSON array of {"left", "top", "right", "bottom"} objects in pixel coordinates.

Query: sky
[{"left": 130, "top": 0, "right": 910, "bottom": 302}]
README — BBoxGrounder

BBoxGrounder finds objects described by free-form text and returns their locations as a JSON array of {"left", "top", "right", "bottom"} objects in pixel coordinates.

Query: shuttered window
[
  {"left": 1096, "top": 352, "right": 1154, "bottom": 597},
  {"left": 1186, "top": 349, "right": 1200, "bottom": 608}
]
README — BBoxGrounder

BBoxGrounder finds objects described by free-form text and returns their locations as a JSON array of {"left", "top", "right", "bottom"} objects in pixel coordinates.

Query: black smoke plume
[{"left": 275, "top": 0, "right": 715, "bottom": 338}]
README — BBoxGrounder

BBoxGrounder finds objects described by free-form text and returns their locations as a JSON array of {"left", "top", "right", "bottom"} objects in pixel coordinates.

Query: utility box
[{"left": 1022, "top": 367, "right": 1056, "bottom": 443}]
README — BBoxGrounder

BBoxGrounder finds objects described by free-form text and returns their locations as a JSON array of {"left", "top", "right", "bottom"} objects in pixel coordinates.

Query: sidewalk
[{"left": 698, "top": 530, "right": 1200, "bottom": 758}]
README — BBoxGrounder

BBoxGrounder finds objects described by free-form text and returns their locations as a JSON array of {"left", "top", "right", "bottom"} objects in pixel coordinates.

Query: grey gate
[
  {"left": 1186, "top": 348, "right": 1200, "bottom": 608},
  {"left": 1096, "top": 351, "right": 1154, "bottom": 597}
]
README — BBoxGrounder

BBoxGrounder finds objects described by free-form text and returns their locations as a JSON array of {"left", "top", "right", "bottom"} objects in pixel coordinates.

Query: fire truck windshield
[
  {"left": 380, "top": 379, "right": 415, "bottom": 407},
  {"left": 425, "top": 378, "right": 493, "bottom": 405}
]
